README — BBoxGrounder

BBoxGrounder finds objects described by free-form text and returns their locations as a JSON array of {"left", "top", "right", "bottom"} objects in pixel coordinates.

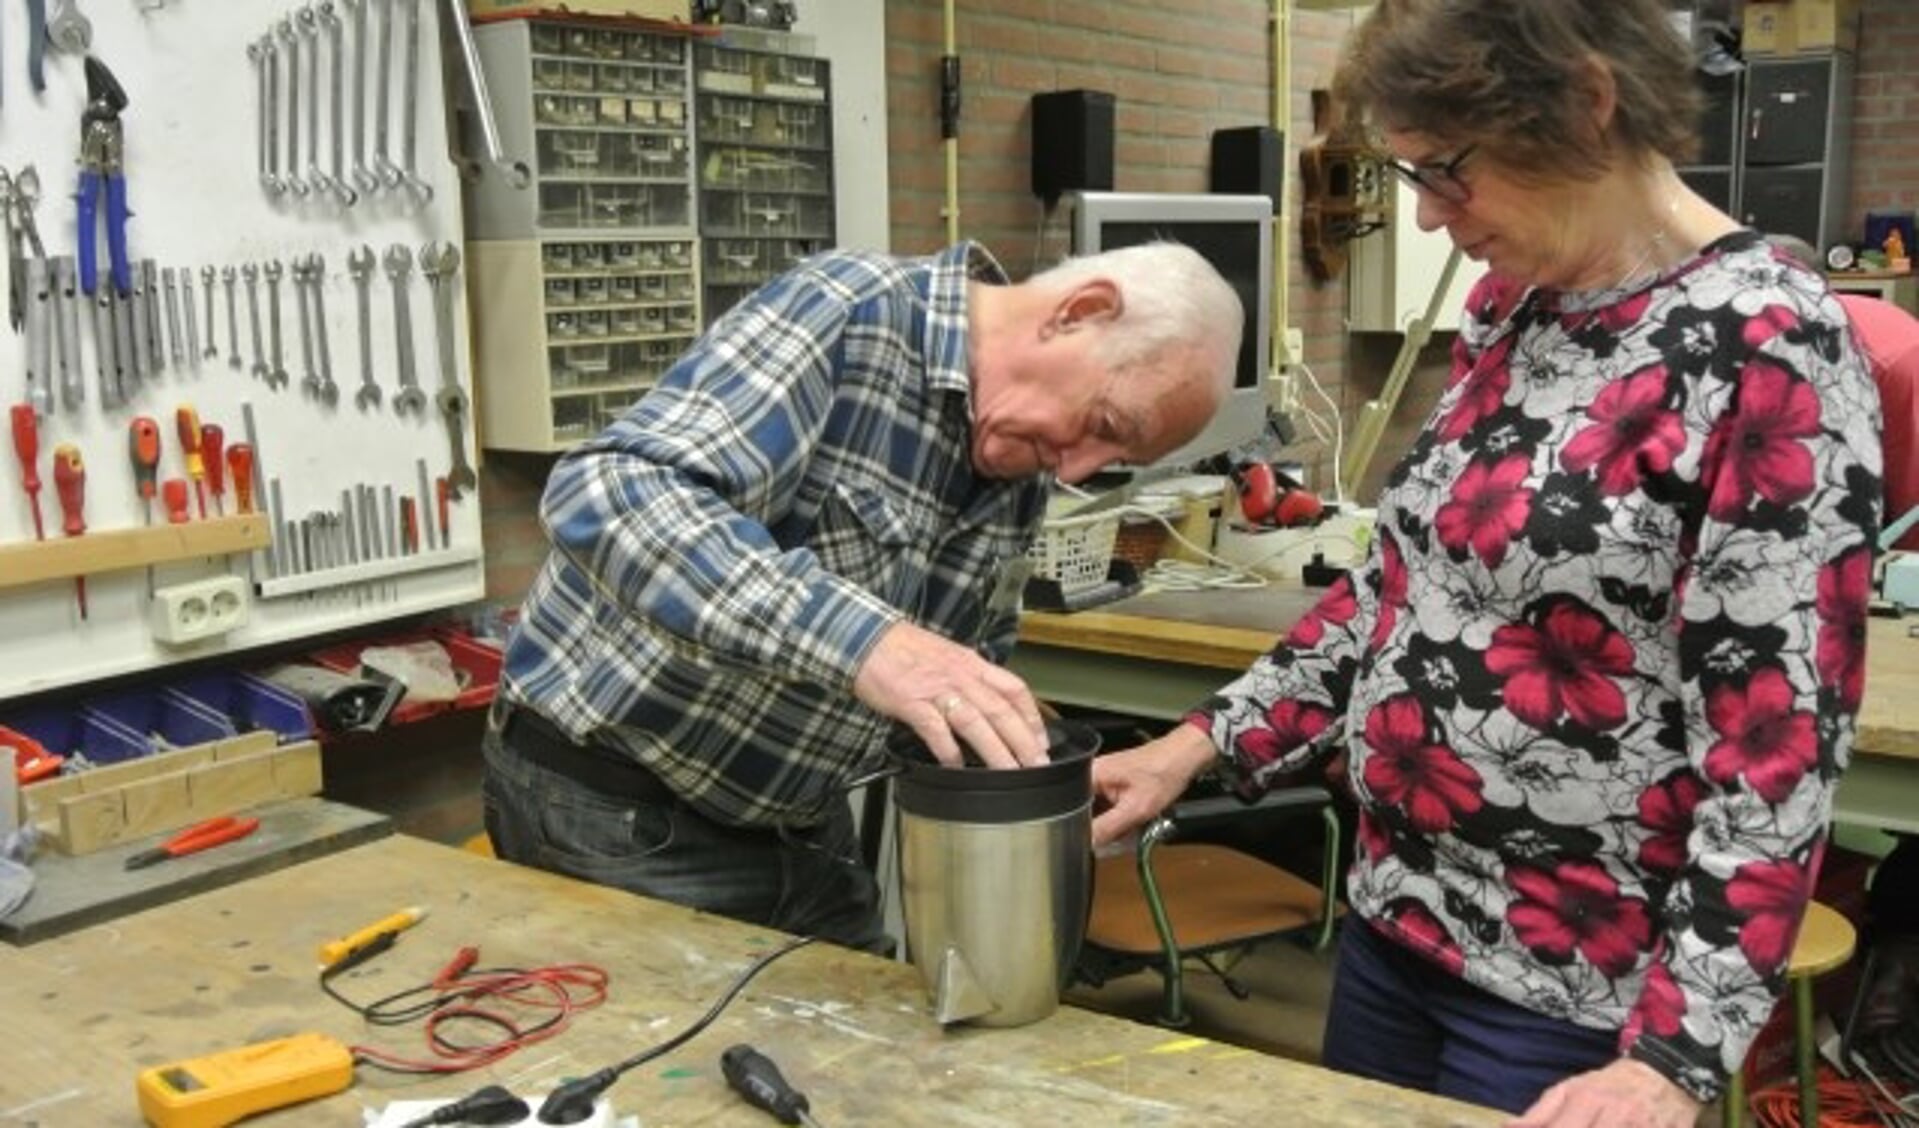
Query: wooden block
[
  {"left": 271, "top": 743, "right": 324, "bottom": 799},
  {"left": 119, "top": 773, "right": 195, "bottom": 841},
  {"left": 22, "top": 776, "right": 84, "bottom": 829},
  {"left": 56, "top": 790, "right": 128, "bottom": 854},
  {"left": 210, "top": 731, "right": 279, "bottom": 763},
  {"left": 187, "top": 753, "right": 279, "bottom": 818},
  {"left": 75, "top": 747, "right": 214, "bottom": 794}
]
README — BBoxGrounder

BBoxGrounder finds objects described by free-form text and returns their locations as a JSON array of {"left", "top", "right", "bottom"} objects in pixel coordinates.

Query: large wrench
[
  {"left": 293, "top": 258, "right": 320, "bottom": 396},
  {"left": 298, "top": 7, "right": 332, "bottom": 200},
  {"left": 320, "top": 3, "right": 357, "bottom": 206},
  {"left": 309, "top": 254, "right": 341, "bottom": 406},
  {"left": 347, "top": 0, "right": 377, "bottom": 194},
  {"left": 347, "top": 245, "right": 380, "bottom": 410},
  {"left": 421, "top": 243, "right": 476, "bottom": 497},
  {"left": 397, "top": 0, "right": 433, "bottom": 202},
  {"left": 372, "top": 0, "right": 400, "bottom": 188},
  {"left": 385, "top": 244, "right": 426, "bottom": 415},
  {"left": 279, "top": 19, "right": 307, "bottom": 198},
  {"left": 251, "top": 39, "right": 281, "bottom": 195}
]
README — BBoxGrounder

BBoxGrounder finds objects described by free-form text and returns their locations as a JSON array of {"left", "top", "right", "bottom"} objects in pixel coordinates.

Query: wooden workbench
[
  {"left": 1015, "top": 588, "right": 1919, "bottom": 834},
  {"left": 0, "top": 835, "right": 1498, "bottom": 1127}
]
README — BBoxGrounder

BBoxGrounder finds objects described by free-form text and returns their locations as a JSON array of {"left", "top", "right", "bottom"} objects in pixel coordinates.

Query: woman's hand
[
  {"left": 1506, "top": 1058, "right": 1703, "bottom": 1128},
  {"left": 1089, "top": 726, "right": 1219, "bottom": 848}
]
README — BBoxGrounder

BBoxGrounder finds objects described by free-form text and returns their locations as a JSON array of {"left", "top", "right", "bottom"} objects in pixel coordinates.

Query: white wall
[{"left": 792, "top": 1, "right": 890, "bottom": 253}]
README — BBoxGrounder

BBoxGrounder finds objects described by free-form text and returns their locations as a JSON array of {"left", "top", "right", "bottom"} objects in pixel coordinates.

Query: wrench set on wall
[{"left": 250, "top": 0, "right": 436, "bottom": 209}]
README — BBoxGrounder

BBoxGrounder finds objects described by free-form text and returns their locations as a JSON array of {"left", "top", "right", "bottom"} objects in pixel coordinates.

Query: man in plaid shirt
[{"left": 484, "top": 241, "right": 1243, "bottom": 950}]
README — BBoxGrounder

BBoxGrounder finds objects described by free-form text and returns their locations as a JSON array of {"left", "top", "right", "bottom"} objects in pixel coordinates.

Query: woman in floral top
[{"left": 1089, "top": 2, "right": 1882, "bottom": 1124}]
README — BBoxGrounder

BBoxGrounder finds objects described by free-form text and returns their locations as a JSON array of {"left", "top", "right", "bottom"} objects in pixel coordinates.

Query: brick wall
[{"left": 1845, "top": 0, "right": 1919, "bottom": 236}]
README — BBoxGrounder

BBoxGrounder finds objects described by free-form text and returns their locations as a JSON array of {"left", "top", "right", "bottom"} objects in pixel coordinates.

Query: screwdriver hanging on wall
[
  {"left": 10, "top": 406, "right": 46, "bottom": 542},
  {"left": 52, "top": 444, "right": 86, "bottom": 620}
]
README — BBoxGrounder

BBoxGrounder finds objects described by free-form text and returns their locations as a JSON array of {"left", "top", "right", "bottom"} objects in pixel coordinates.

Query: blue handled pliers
[{"left": 77, "top": 55, "right": 131, "bottom": 299}]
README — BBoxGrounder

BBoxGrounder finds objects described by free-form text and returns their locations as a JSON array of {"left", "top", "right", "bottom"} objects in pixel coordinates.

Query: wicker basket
[{"left": 1027, "top": 510, "right": 1121, "bottom": 594}]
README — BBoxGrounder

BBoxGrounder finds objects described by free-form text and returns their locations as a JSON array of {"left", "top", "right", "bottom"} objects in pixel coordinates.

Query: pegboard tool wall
[{"left": 0, "top": 0, "right": 484, "bottom": 698}]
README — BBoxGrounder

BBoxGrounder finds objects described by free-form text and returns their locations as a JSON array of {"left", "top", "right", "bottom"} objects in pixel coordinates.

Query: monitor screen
[{"left": 1067, "top": 192, "right": 1273, "bottom": 467}]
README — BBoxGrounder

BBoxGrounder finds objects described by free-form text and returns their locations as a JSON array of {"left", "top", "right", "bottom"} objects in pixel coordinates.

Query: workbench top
[{"left": 0, "top": 835, "right": 1499, "bottom": 1126}]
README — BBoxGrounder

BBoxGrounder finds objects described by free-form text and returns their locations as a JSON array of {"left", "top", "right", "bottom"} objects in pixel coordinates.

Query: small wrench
[
  {"left": 224, "top": 266, "right": 243, "bottom": 370},
  {"left": 385, "top": 244, "right": 426, "bottom": 415},
  {"left": 265, "top": 259, "right": 290, "bottom": 388},
  {"left": 321, "top": 3, "right": 358, "bottom": 206},
  {"left": 421, "top": 243, "right": 476, "bottom": 497},
  {"left": 293, "top": 258, "right": 320, "bottom": 396},
  {"left": 347, "top": 0, "right": 377, "bottom": 193},
  {"left": 347, "top": 245, "right": 380, "bottom": 410},
  {"left": 280, "top": 19, "right": 307, "bottom": 198},
  {"left": 298, "top": 7, "right": 332, "bottom": 200},
  {"left": 242, "top": 263, "right": 267, "bottom": 379},
  {"left": 310, "top": 254, "right": 341, "bottom": 406},
  {"left": 201, "top": 266, "right": 219, "bottom": 360},
  {"left": 397, "top": 0, "right": 432, "bottom": 201},
  {"left": 372, "top": 0, "right": 400, "bottom": 188}
]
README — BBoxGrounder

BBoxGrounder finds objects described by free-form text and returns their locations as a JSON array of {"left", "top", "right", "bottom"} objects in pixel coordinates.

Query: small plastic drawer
[
  {"left": 83, "top": 689, "right": 236, "bottom": 754},
  {"left": 308, "top": 629, "right": 502, "bottom": 726},
  {"left": 172, "top": 672, "right": 315, "bottom": 744},
  {"left": 0, "top": 704, "right": 151, "bottom": 765}
]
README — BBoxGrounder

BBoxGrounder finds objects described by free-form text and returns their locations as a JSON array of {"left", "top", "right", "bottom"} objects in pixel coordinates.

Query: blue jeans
[
  {"left": 480, "top": 722, "right": 887, "bottom": 954},
  {"left": 1321, "top": 917, "right": 1620, "bottom": 1113}
]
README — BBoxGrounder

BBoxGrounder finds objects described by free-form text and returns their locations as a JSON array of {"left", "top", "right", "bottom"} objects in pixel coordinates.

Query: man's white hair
[{"left": 1032, "top": 241, "right": 1244, "bottom": 397}]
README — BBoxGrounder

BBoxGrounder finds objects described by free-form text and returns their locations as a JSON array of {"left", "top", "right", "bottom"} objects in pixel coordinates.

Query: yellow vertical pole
[{"left": 943, "top": 0, "right": 961, "bottom": 244}]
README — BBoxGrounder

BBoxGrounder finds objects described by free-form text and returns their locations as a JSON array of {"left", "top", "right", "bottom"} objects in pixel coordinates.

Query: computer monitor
[{"left": 1066, "top": 191, "right": 1273, "bottom": 467}]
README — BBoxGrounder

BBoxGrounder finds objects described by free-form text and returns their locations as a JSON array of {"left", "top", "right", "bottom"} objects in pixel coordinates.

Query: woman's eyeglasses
[{"left": 1385, "top": 144, "right": 1476, "bottom": 205}]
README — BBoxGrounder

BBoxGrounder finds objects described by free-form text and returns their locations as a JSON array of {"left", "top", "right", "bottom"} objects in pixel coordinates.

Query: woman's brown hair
[{"left": 1333, "top": 0, "right": 1703, "bottom": 181}]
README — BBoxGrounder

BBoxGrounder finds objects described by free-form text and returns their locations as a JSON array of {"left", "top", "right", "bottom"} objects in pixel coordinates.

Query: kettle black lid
[{"left": 887, "top": 719, "right": 1100, "bottom": 824}]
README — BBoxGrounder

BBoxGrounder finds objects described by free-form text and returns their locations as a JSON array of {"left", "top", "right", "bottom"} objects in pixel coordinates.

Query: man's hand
[
  {"left": 1506, "top": 1058, "right": 1703, "bottom": 1128},
  {"left": 852, "top": 622, "right": 1048, "bottom": 768},
  {"left": 1090, "top": 726, "right": 1219, "bottom": 848}
]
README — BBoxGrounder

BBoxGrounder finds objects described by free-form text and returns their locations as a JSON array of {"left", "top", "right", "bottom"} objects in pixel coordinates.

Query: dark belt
[{"left": 498, "top": 706, "right": 680, "bottom": 807}]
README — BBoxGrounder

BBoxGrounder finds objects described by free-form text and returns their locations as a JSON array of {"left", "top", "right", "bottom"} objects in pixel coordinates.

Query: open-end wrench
[
  {"left": 47, "top": 0, "right": 90, "bottom": 53},
  {"left": 372, "top": 0, "right": 400, "bottom": 189},
  {"left": 293, "top": 258, "right": 320, "bottom": 396},
  {"left": 421, "top": 243, "right": 476, "bottom": 498},
  {"left": 201, "top": 266, "right": 219, "bottom": 361},
  {"left": 309, "top": 254, "right": 341, "bottom": 406},
  {"left": 163, "top": 267, "right": 184, "bottom": 366},
  {"left": 53, "top": 257, "right": 83, "bottom": 410},
  {"left": 298, "top": 7, "right": 333, "bottom": 201},
  {"left": 242, "top": 263, "right": 267, "bottom": 379},
  {"left": 347, "top": 0, "right": 377, "bottom": 194},
  {"left": 347, "top": 245, "right": 380, "bottom": 410},
  {"left": 384, "top": 244, "right": 426, "bottom": 415},
  {"left": 279, "top": 19, "right": 307, "bottom": 198},
  {"left": 25, "top": 259, "right": 53, "bottom": 416},
  {"left": 183, "top": 265, "right": 201, "bottom": 364},
  {"left": 397, "top": 0, "right": 433, "bottom": 202},
  {"left": 224, "top": 266, "right": 243, "bottom": 370},
  {"left": 320, "top": 3, "right": 357, "bottom": 207},
  {"left": 264, "top": 259, "right": 290, "bottom": 388}
]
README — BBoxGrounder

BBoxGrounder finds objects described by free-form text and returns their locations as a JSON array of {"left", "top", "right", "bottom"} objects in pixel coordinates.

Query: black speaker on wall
[
  {"left": 1031, "top": 89, "right": 1116, "bottom": 206},
  {"left": 1210, "top": 126, "right": 1285, "bottom": 210}
]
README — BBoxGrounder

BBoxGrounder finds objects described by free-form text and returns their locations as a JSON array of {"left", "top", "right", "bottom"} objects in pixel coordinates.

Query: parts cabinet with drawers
[
  {"left": 465, "top": 18, "right": 704, "bottom": 452},
  {"left": 693, "top": 40, "right": 836, "bottom": 326}
]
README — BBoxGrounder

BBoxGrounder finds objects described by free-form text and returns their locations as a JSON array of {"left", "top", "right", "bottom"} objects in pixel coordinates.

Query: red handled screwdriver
[
  {"left": 52, "top": 444, "right": 87, "bottom": 620},
  {"left": 162, "top": 479, "right": 191, "bottom": 524},
  {"left": 176, "top": 406, "right": 206, "bottom": 518},
  {"left": 10, "top": 405, "right": 45, "bottom": 541},
  {"left": 200, "top": 423, "right": 226, "bottom": 515},
  {"left": 227, "top": 444, "right": 255, "bottom": 514},
  {"left": 128, "top": 416, "right": 161, "bottom": 525}
]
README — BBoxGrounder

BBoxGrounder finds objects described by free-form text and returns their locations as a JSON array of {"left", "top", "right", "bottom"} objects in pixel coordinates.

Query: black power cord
[
  {"left": 537, "top": 935, "right": 816, "bottom": 1124},
  {"left": 396, "top": 1085, "right": 529, "bottom": 1128}
]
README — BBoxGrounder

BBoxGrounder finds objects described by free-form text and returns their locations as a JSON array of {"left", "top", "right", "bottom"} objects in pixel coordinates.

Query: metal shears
[{"left": 77, "top": 55, "right": 132, "bottom": 300}]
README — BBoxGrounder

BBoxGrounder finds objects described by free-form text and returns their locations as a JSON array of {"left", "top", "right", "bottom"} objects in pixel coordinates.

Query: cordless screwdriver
[{"left": 721, "top": 1044, "right": 825, "bottom": 1128}]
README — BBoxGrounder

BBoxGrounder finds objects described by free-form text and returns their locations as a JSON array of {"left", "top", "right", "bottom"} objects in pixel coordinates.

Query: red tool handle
[
  {"left": 163, "top": 478, "right": 191, "bottom": 524},
  {"left": 129, "top": 417, "right": 161, "bottom": 501},
  {"left": 201, "top": 424, "right": 226, "bottom": 511},
  {"left": 227, "top": 444, "right": 256, "bottom": 514},
  {"left": 436, "top": 477, "right": 450, "bottom": 550},
  {"left": 10, "top": 405, "right": 44, "bottom": 541},
  {"left": 52, "top": 445, "right": 85, "bottom": 537},
  {"left": 165, "top": 815, "right": 260, "bottom": 857}
]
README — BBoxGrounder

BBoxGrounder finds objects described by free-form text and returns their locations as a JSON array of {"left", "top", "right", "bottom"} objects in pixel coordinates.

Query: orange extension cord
[{"left": 1747, "top": 1064, "right": 1913, "bottom": 1128}]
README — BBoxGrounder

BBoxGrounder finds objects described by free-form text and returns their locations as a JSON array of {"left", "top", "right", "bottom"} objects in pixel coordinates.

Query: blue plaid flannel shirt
[{"left": 499, "top": 243, "right": 1047, "bottom": 827}]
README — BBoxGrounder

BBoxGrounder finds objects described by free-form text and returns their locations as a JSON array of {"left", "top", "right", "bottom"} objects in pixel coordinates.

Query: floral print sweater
[{"left": 1193, "top": 231, "right": 1881, "bottom": 1101}]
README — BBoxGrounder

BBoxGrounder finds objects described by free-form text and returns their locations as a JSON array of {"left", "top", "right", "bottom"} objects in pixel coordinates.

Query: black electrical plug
[
  {"left": 397, "top": 1084, "right": 529, "bottom": 1128},
  {"left": 537, "top": 1068, "right": 618, "bottom": 1125}
]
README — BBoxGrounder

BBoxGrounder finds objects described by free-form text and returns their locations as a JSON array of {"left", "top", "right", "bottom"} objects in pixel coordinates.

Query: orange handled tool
[
  {"left": 52, "top": 444, "right": 87, "bottom": 619},
  {"left": 200, "top": 423, "right": 226, "bottom": 515},
  {"left": 128, "top": 416, "right": 161, "bottom": 525},
  {"left": 3, "top": 727, "right": 64, "bottom": 785},
  {"left": 176, "top": 406, "right": 206, "bottom": 518},
  {"left": 124, "top": 815, "right": 261, "bottom": 870},
  {"left": 227, "top": 444, "right": 256, "bottom": 514},
  {"left": 10, "top": 405, "right": 45, "bottom": 541},
  {"left": 163, "top": 478, "right": 191, "bottom": 524}
]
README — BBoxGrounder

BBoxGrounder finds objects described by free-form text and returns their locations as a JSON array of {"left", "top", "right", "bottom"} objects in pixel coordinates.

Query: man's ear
[{"left": 1043, "top": 278, "right": 1122, "bottom": 337}]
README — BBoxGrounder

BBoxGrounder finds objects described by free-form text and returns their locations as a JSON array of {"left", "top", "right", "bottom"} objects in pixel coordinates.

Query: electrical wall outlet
[
  {"left": 151, "top": 576, "right": 251, "bottom": 646},
  {"left": 1279, "top": 326, "right": 1305, "bottom": 367}
]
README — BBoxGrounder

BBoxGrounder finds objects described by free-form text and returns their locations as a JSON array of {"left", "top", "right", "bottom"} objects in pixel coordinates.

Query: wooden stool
[{"left": 1724, "top": 900, "right": 1858, "bottom": 1128}]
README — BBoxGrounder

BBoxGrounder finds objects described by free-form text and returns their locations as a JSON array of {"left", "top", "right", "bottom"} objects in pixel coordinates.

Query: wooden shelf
[{"left": 0, "top": 515, "right": 272, "bottom": 591}]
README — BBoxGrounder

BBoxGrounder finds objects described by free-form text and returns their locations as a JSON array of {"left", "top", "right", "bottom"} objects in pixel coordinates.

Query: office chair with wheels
[{"left": 1077, "top": 785, "right": 1343, "bottom": 1028}]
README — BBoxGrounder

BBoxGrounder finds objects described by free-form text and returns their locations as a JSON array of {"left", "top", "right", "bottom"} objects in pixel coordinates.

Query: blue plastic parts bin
[
  {"left": 173, "top": 672, "right": 313, "bottom": 744},
  {"left": 0, "top": 703, "right": 149, "bottom": 765}
]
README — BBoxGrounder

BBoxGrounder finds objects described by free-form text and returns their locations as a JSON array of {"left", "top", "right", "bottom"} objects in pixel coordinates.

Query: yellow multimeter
[{"left": 135, "top": 1032, "right": 355, "bottom": 1128}]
